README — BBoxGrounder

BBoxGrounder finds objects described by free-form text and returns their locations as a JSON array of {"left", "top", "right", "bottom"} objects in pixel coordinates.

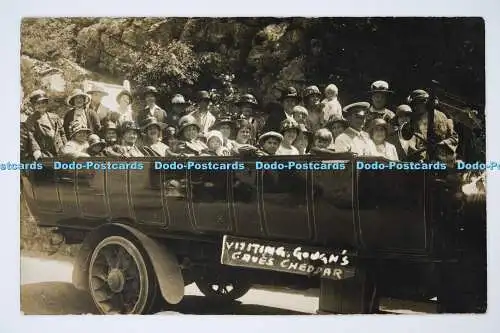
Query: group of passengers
[{"left": 20, "top": 80, "right": 458, "bottom": 162}]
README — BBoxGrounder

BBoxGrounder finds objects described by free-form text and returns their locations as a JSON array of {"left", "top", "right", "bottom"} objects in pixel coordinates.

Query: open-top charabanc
[{"left": 20, "top": 150, "right": 486, "bottom": 314}]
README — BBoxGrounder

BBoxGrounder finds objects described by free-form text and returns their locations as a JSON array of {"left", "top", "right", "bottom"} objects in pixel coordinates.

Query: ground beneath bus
[{"left": 20, "top": 252, "right": 437, "bottom": 315}]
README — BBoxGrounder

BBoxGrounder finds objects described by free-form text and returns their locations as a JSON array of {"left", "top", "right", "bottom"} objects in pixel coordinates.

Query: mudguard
[{"left": 72, "top": 223, "right": 184, "bottom": 304}]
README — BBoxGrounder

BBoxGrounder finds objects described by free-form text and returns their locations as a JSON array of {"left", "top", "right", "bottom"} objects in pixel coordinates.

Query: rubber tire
[
  {"left": 88, "top": 235, "right": 161, "bottom": 314},
  {"left": 195, "top": 278, "right": 251, "bottom": 302}
]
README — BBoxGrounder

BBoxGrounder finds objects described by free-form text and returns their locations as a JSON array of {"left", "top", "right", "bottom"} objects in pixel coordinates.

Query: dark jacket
[
  {"left": 136, "top": 105, "right": 168, "bottom": 126},
  {"left": 263, "top": 103, "right": 287, "bottom": 133},
  {"left": 25, "top": 112, "right": 67, "bottom": 158},
  {"left": 63, "top": 108, "right": 101, "bottom": 140}
]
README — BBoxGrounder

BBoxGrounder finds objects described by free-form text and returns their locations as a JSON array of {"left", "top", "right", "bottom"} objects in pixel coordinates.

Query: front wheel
[{"left": 88, "top": 235, "right": 160, "bottom": 314}]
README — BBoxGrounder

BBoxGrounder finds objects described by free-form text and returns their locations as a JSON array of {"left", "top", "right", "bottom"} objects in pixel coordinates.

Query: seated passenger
[
  {"left": 140, "top": 116, "right": 169, "bottom": 157},
  {"left": 334, "top": 102, "right": 377, "bottom": 156},
  {"left": 100, "top": 120, "right": 122, "bottom": 157},
  {"left": 59, "top": 121, "right": 91, "bottom": 158},
  {"left": 292, "top": 105, "right": 309, "bottom": 125},
  {"left": 87, "top": 134, "right": 106, "bottom": 156},
  {"left": 276, "top": 118, "right": 300, "bottom": 155},
  {"left": 230, "top": 118, "right": 255, "bottom": 154},
  {"left": 202, "top": 130, "right": 231, "bottom": 156},
  {"left": 258, "top": 131, "right": 283, "bottom": 156},
  {"left": 293, "top": 124, "right": 313, "bottom": 155},
  {"left": 173, "top": 115, "right": 208, "bottom": 156},
  {"left": 369, "top": 119, "right": 399, "bottom": 161},
  {"left": 210, "top": 117, "right": 235, "bottom": 151},
  {"left": 118, "top": 121, "right": 144, "bottom": 157},
  {"left": 310, "top": 128, "right": 335, "bottom": 154},
  {"left": 325, "top": 114, "right": 348, "bottom": 147}
]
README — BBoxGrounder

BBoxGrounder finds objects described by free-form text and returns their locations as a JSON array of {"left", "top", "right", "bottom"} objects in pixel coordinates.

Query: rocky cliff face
[{"left": 21, "top": 17, "right": 485, "bottom": 114}]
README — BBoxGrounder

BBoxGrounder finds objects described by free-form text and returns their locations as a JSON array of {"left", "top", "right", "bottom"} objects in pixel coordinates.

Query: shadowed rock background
[{"left": 20, "top": 17, "right": 485, "bottom": 255}]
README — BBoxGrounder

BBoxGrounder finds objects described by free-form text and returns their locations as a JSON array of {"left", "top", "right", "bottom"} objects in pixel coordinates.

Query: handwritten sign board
[{"left": 220, "top": 235, "right": 356, "bottom": 280}]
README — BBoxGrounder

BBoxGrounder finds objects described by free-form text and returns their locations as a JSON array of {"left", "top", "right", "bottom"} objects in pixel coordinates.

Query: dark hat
[
  {"left": 281, "top": 87, "right": 298, "bottom": 100},
  {"left": 29, "top": 89, "right": 48, "bottom": 104},
  {"left": 211, "top": 117, "right": 235, "bottom": 130},
  {"left": 87, "top": 85, "right": 108, "bottom": 96},
  {"left": 197, "top": 90, "right": 211, "bottom": 102},
  {"left": 258, "top": 131, "right": 283, "bottom": 146},
  {"left": 120, "top": 121, "right": 140, "bottom": 134},
  {"left": 395, "top": 104, "right": 412, "bottom": 116},
  {"left": 171, "top": 94, "right": 188, "bottom": 105},
  {"left": 280, "top": 118, "right": 300, "bottom": 134},
  {"left": 326, "top": 114, "right": 349, "bottom": 128},
  {"left": 343, "top": 102, "right": 370, "bottom": 117},
  {"left": 87, "top": 134, "right": 106, "bottom": 151},
  {"left": 369, "top": 80, "right": 394, "bottom": 94},
  {"left": 144, "top": 86, "right": 159, "bottom": 96},
  {"left": 303, "top": 85, "right": 321, "bottom": 99},
  {"left": 407, "top": 89, "right": 430, "bottom": 104},
  {"left": 140, "top": 116, "right": 167, "bottom": 132},
  {"left": 69, "top": 121, "right": 92, "bottom": 138},
  {"left": 116, "top": 89, "right": 133, "bottom": 104},
  {"left": 102, "top": 120, "right": 118, "bottom": 131},
  {"left": 236, "top": 93, "right": 258, "bottom": 107},
  {"left": 178, "top": 114, "right": 201, "bottom": 133},
  {"left": 66, "top": 89, "right": 91, "bottom": 107}
]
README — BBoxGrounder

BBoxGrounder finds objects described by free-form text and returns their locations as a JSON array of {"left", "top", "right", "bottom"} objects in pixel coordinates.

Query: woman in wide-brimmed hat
[
  {"left": 63, "top": 88, "right": 101, "bottom": 140},
  {"left": 59, "top": 121, "right": 92, "bottom": 158},
  {"left": 139, "top": 116, "right": 170, "bottom": 157},
  {"left": 173, "top": 114, "right": 208, "bottom": 156},
  {"left": 86, "top": 134, "right": 106, "bottom": 156},
  {"left": 366, "top": 80, "right": 396, "bottom": 124},
  {"left": 276, "top": 118, "right": 300, "bottom": 156}
]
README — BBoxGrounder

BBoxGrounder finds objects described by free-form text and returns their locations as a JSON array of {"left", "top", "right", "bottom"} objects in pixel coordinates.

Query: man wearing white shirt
[{"left": 334, "top": 102, "right": 377, "bottom": 156}]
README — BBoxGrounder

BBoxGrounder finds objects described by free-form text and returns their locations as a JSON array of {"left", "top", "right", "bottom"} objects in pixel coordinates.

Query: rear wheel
[{"left": 88, "top": 235, "right": 160, "bottom": 314}]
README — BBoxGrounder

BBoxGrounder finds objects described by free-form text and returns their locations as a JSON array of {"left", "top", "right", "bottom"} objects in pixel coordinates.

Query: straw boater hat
[
  {"left": 66, "top": 89, "right": 91, "bottom": 107},
  {"left": 140, "top": 116, "right": 167, "bottom": 133},
  {"left": 69, "top": 121, "right": 92, "bottom": 139},
  {"left": 258, "top": 131, "right": 284, "bottom": 146},
  {"left": 369, "top": 80, "right": 394, "bottom": 94},
  {"left": 178, "top": 115, "right": 201, "bottom": 134},
  {"left": 87, "top": 134, "right": 106, "bottom": 152}
]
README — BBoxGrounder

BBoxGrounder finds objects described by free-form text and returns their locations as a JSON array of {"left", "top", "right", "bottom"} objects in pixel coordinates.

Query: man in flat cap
[
  {"left": 334, "top": 102, "right": 377, "bottom": 156},
  {"left": 136, "top": 86, "right": 168, "bottom": 126}
]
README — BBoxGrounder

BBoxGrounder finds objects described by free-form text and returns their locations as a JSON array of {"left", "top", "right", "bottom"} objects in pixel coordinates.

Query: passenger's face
[
  {"left": 236, "top": 128, "right": 251, "bottom": 143},
  {"left": 182, "top": 125, "right": 199, "bottom": 141},
  {"left": 199, "top": 100, "right": 210, "bottom": 110},
  {"left": 315, "top": 138, "right": 330, "bottom": 149},
  {"left": 34, "top": 101, "right": 48, "bottom": 113},
  {"left": 118, "top": 95, "right": 131, "bottom": 108},
  {"left": 105, "top": 129, "right": 117, "bottom": 144},
  {"left": 91, "top": 93, "right": 104, "bottom": 104},
  {"left": 348, "top": 114, "right": 366, "bottom": 131},
  {"left": 306, "top": 95, "right": 320, "bottom": 106},
  {"left": 371, "top": 93, "right": 387, "bottom": 109},
  {"left": 219, "top": 125, "right": 232, "bottom": 139},
  {"left": 330, "top": 122, "right": 346, "bottom": 139},
  {"left": 166, "top": 136, "right": 178, "bottom": 148},
  {"left": 418, "top": 116, "right": 428, "bottom": 138},
  {"left": 262, "top": 138, "right": 280, "bottom": 155},
  {"left": 172, "top": 104, "right": 186, "bottom": 114},
  {"left": 74, "top": 131, "right": 89, "bottom": 143},
  {"left": 240, "top": 105, "right": 253, "bottom": 117},
  {"left": 398, "top": 115, "right": 410, "bottom": 126},
  {"left": 207, "top": 138, "right": 222, "bottom": 151},
  {"left": 283, "top": 129, "right": 298, "bottom": 145},
  {"left": 73, "top": 96, "right": 86, "bottom": 108},
  {"left": 293, "top": 112, "right": 307, "bottom": 123},
  {"left": 145, "top": 94, "right": 156, "bottom": 105},
  {"left": 372, "top": 127, "right": 387, "bottom": 144},
  {"left": 146, "top": 126, "right": 161, "bottom": 140},
  {"left": 123, "top": 130, "right": 138, "bottom": 145}
]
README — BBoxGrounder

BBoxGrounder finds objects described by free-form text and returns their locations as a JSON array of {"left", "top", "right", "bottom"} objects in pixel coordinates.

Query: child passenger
[
  {"left": 276, "top": 118, "right": 300, "bottom": 156},
  {"left": 203, "top": 130, "right": 231, "bottom": 156},
  {"left": 369, "top": 119, "right": 399, "bottom": 161}
]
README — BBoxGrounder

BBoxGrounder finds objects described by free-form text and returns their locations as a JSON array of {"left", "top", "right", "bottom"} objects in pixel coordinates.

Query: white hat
[{"left": 206, "top": 130, "right": 224, "bottom": 144}]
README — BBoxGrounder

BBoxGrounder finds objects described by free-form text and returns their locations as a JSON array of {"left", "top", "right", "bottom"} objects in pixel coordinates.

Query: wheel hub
[{"left": 107, "top": 269, "right": 125, "bottom": 293}]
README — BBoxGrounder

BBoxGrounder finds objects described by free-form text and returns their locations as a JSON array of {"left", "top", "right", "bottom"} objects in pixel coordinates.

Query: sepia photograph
[{"left": 18, "top": 16, "right": 487, "bottom": 316}]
